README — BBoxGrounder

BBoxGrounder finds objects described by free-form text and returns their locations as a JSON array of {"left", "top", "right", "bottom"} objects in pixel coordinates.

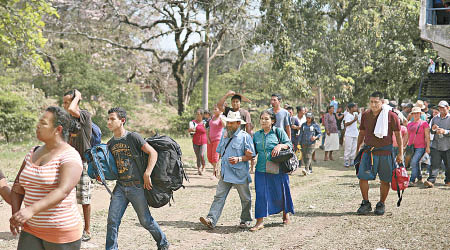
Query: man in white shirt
[
  {"left": 290, "top": 106, "right": 306, "bottom": 151},
  {"left": 344, "top": 103, "right": 359, "bottom": 167}
]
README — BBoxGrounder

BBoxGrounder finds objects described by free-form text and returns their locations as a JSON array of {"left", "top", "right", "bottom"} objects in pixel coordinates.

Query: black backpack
[{"left": 134, "top": 134, "right": 188, "bottom": 208}]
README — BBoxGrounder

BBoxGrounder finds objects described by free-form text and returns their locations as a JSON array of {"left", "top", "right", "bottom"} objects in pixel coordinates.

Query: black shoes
[
  {"left": 374, "top": 201, "right": 385, "bottom": 216},
  {"left": 356, "top": 200, "right": 372, "bottom": 215}
]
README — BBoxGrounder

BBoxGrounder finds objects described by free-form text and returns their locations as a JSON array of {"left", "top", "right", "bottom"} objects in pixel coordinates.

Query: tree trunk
[
  {"left": 173, "top": 62, "right": 185, "bottom": 116},
  {"left": 202, "top": 45, "right": 210, "bottom": 110},
  {"left": 202, "top": 6, "right": 210, "bottom": 111}
]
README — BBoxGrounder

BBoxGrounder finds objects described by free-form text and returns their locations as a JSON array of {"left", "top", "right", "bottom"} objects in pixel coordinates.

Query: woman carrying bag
[
  {"left": 251, "top": 110, "right": 294, "bottom": 231},
  {"left": 403, "top": 107, "right": 430, "bottom": 186}
]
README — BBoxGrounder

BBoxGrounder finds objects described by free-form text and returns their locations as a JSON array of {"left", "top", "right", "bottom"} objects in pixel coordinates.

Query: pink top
[
  {"left": 407, "top": 121, "right": 429, "bottom": 148},
  {"left": 208, "top": 117, "right": 223, "bottom": 142},
  {"left": 192, "top": 120, "right": 207, "bottom": 145},
  {"left": 392, "top": 125, "right": 407, "bottom": 147}
]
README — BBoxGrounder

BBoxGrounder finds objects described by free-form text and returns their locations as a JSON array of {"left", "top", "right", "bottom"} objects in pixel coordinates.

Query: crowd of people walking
[{"left": 1, "top": 87, "right": 450, "bottom": 249}]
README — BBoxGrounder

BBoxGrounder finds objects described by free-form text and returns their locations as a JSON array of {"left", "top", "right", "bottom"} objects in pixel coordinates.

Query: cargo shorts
[
  {"left": 357, "top": 152, "right": 394, "bottom": 183},
  {"left": 76, "top": 162, "right": 92, "bottom": 205}
]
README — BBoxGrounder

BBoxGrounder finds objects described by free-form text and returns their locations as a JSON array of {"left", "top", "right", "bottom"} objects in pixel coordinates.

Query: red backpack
[{"left": 391, "top": 163, "right": 409, "bottom": 207}]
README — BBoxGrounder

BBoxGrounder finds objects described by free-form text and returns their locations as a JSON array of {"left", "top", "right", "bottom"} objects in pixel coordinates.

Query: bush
[
  {"left": 0, "top": 71, "right": 47, "bottom": 142},
  {"left": 168, "top": 106, "right": 196, "bottom": 136}
]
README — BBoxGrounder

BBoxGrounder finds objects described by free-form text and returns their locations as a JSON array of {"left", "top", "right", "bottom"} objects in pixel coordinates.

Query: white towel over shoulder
[{"left": 374, "top": 104, "right": 392, "bottom": 139}]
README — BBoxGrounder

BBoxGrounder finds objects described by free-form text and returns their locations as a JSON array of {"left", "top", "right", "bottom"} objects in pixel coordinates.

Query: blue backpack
[
  {"left": 84, "top": 144, "right": 118, "bottom": 195},
  {"left": 90, "top": 122, "right": 102, "bottom": 147}
]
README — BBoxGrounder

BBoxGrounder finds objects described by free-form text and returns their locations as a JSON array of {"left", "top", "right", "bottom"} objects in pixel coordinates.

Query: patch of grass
[
  {"left": 175, "top": 136, "right": 197, "bottom": 168},
  {"left": 0, "top": 140, "right": 39, "bottom": 180}
]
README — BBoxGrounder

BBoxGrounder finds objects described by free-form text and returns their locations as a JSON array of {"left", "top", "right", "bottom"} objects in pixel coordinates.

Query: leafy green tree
[
  {"left": 0, "top": 70, "right": 47, "bottom": 142},
  {"left": 32, "top": 50, "right": 140, "bottom": 136},
  {"left": 0, "top": 0, "right": 57, "bottom": 71},
  {"left": 256, "top": 0, "right": 434, "bottom": 106}
]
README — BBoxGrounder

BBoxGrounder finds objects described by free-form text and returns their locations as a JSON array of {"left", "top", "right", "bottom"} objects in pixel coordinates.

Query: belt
[{"left": 118, "top": 180, "right": 141, "bottom": 187}]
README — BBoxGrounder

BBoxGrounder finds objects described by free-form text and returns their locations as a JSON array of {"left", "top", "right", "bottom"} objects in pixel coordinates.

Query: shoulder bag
[{"left": 271, "top": 128, "right": 299, "bottom": 173}]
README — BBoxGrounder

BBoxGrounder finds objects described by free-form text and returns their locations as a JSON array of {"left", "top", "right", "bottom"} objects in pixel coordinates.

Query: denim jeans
[
  {"left": 409, "top": 148, "right": 425, "bottom": 183},
  {"left": 428, "top": 148, "right": 450, "bottom": 183},
  {"left": 207, "top": 178, "right": 252, "bottom": 227},
  {"left": 106, "top": 184, "right": 169, "bottom": 250}
]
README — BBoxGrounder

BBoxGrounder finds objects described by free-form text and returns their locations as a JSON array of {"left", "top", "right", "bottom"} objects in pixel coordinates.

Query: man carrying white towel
[{"left": 355, "top": 92, "right": 403, "bottom": 216}]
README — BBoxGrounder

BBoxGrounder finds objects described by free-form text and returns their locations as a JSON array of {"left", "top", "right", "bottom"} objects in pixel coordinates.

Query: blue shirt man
[
  {"left": 330, "top": 96, "right": 338, "bottom": 113},
  {"left": 200, "top": 111, "right": 255, "bottom": 229}
]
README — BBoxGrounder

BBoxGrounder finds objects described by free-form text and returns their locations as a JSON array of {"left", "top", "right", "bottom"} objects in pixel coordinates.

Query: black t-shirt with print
[
  {"left": 107, "top": 131, "right": 146, "bottom": 182},
  {"left": 69, "top": 110, "right": 92, "bottom": 162}
]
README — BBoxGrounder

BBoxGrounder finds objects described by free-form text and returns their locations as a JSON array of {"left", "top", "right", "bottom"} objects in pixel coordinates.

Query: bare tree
[{"left": 54, "top": 0, "right": 256, "bottom": 115}]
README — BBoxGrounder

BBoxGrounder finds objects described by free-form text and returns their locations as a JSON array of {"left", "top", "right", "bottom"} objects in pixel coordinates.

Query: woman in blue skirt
[{"left": 250, "top": 110, "right": 294, "bottom": 231}]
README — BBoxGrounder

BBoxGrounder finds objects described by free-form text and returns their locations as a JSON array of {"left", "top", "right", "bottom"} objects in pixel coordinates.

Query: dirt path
[{"left": 0, "top": 149, "right": 449, "bottom": 249}]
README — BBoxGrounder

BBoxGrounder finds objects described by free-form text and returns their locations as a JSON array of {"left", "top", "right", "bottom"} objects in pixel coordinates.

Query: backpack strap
[
  {"left": 274, "top": 127, "right": 281, "bottom": 143},
  {"left": 394, "top": 162, "right": 405, "bottom": 207},
  {"left": 411, "top": 121, "right": 423, "bottom": 147},
  {"left": 221, "top": 136, "right": 234, "bottom": 157}
]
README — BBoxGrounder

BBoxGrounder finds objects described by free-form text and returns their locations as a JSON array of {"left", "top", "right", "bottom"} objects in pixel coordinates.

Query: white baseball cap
[{"left": 438, "top": 100, "right": 449, "bottom": 108}]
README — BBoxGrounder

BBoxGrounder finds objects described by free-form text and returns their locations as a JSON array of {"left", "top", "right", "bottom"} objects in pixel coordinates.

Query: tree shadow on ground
[
  {"left": 293, "top": 211, "right": 356, "bottom": 218},
  {"left": 338, "top": 182, "right": 380, "bottom": 189},
  {"left": 0, "top": 231, "right": 16, "bottom": 240},
  {"left": 186, "top": 184, "right": 217, "bottom": 189},
  {"left": 329, "top": 174, "right": 357, "bottom": 179},
  {"left": 417, "top": 183, "right": 449, "bottom": 190},
  {"left": 293, "top": 210, "right": 387, "bottom": 217},
  {"left": 153, "top": 220, "right": 249, "bottom": 234}
]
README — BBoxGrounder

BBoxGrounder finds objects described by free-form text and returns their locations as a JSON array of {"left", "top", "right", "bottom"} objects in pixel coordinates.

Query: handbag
[
  {"left": 404, "top": 121, "right": 422, "bottom": 168},
  {"left": 391, "top": 162, "right": 409, "bottom": 207},
  {"left": 271, "top": 128, "right": 298, "bottom": 173}
]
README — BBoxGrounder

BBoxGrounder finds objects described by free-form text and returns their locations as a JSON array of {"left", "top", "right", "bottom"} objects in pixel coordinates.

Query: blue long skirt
[{"left": 254, "top": 171, "right": 294, "bottom": 219}]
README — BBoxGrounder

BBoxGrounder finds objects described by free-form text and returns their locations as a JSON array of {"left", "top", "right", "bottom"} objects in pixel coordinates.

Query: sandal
[
  {"left": 249, "top": 225, "right": 264, "bottom": 232},
  {"left": 82, "top": 230, "right": 91, "bottom": 241}
]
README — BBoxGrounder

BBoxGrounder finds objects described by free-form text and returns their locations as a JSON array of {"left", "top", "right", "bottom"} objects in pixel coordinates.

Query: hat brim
[{"left": 222, "top": 117, "right": 246, "bottom": 124}]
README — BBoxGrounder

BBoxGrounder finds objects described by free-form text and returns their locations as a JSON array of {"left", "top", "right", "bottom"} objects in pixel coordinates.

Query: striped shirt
[{"left": 19, "top": 146, "right": 83, "bottom": 243}]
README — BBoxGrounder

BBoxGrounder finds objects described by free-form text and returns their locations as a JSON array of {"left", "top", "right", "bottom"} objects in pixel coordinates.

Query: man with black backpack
[
  {"left": 199, "top": 111, "right": 255, "bottom": 229},
  {"left": 106, "top": 107, "right": 169, "bottom": 250},
  {"left": 62, "top": 89, "right": 93, "bottom": 241}
]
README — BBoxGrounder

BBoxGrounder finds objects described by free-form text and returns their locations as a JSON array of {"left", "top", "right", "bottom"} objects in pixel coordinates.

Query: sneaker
[
  {"left": 301, "top": 169, "right": 308, "bottom": 176},
  {"left": 408, "top": 182, "right": 416, "bottom": 187},
  {"left": 199, "top": 217, "right": 213, "bottom": 229},
  {"left": 309, "top": 170, "right": 313, "bottom": 174},
  {"left": 374, "top": 201, "right": 385, "bottom": 216},
  {"left": 356, "top": 200, "right": 372, "bottom": 215},
  {"left": 81, "top": 231, "right": 91, "bottom": 242},
  {"left": 424, "top": 180, "right": 434, "bottom": 188},
  {"left": 158, "top": 244, "right": 170, "bottom": 250},
  {"left": 238, "top": 221, "right": 251, "bottom": 229}
]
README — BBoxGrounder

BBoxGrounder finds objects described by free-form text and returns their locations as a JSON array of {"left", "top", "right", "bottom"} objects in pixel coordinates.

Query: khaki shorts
[{"left": 76, "top": 162, "right": 91, "bottom": 205}]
